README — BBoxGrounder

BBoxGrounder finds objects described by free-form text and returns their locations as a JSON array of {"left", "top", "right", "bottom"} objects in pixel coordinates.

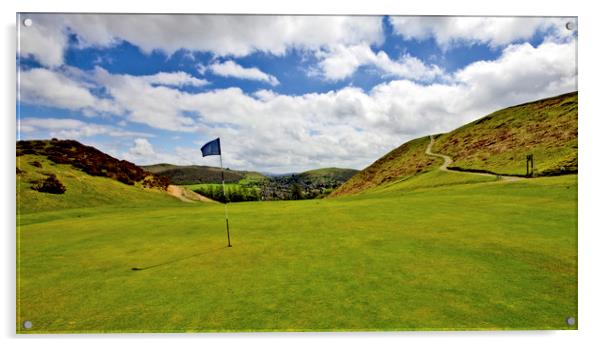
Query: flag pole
[{"left": 219, "top": 152, "right": 232, "bottom": 247}]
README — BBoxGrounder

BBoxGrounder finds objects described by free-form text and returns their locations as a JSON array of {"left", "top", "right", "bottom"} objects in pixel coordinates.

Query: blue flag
[{"left": 201, "top": 138, "right": 221, "bottom": 157}]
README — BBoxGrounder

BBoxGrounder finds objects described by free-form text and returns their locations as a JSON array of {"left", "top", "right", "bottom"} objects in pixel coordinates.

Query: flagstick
[{"left": 219, "top": 153, "right": 232, "bottom": 247}]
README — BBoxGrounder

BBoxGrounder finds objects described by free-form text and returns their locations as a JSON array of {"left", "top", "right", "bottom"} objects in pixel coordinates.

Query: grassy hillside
[
  {"left": 17, "top": 174, "right": 577, "bottom": 332},
  {"left": 331, "top": 92, "right": 578, "bottom": 197},
  {"left": 18, "top": 139, "right": 169, "bottom": 189},
  {"left": 432, "top": 92, "right": 577, "bottom": 176},
  {"left": 143, "top": 164, "right": 268, "bottom": 185},
  {"left": 17, "top": 155, "right": 180, "bottom": 214},
  {"left": 299, "top": 167, "right": 358, "bottom": 183},
  {"left": 330, "top": 136, "right": 438, "bottom": 197}
]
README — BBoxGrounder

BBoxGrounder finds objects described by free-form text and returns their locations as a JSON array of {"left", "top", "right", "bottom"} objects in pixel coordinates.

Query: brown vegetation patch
[{"left": 31, "top": 174, "right": 66, "bottom": 194}]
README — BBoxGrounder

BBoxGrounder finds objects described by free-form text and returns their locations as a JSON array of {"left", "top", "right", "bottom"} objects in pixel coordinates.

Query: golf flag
[
  {"left": 201, "top": 138, "right": 221, "bottom": 157},
  {"left": 200, "top": 136, "right": 232, "bottom": 247}
]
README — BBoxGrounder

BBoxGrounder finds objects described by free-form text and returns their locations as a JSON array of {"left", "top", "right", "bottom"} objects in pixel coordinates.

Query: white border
[{"left": 3, "top": 0, "right": 601, "bottom": 346}]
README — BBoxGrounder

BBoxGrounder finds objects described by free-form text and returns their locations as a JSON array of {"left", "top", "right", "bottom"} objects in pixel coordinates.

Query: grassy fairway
[{"left": 17, "top": 173, "right": 577, "bottom": 332}]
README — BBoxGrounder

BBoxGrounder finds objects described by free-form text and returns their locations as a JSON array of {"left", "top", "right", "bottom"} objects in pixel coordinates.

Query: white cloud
[
  {"left": 141, "top": 71, "right": 209, "bottom": 87},
  {"left": 124, "top": 138, "right": 155, "bottom": 160},
  {"left": 315, "top": 44, "right": 444, "bottom": 81},
  {"left": 19, "top": 68, "right": 121, "bottom": 115},
  {"left": 19, "top": 67, "right": 206, "bottom": 132},
  {"left": 19, "top": 39, "right": 576, "bottom": 172},
  {"left": 453, "top": 41, "right": 577, "bottom": 105},
  {"left": 388, "top": 17, "right": 575, "bottom": 49},
  {"left": 20, "top": 68, "right": 97, "bottom": 110},
  {"left": 20, "top": 14, "right": 384, "bottom": 66},
  {"left": 19, "top": 117, "right": 154, "bottom": 139},
  {"left": 207, "top": 60, "right": 279, "bottom": 86},
  {"left": 93, "top": 68, "right": 199, "bottom": 132},
  {"left": 19, "top": 15, "right": 67, "bottom": 67},
  {"left": 122, "top": 138, "right": 198, "bottom": 165}
]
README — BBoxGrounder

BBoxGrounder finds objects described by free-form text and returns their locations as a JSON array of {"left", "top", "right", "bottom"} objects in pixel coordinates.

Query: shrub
[{"left": 32, "top": 174, "right": 66, "bottom": 194}]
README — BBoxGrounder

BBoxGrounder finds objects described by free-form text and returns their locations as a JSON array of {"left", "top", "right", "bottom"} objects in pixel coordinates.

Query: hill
[
  {"left": 330, "top": 136, "right": 438, "bottom": 197},
  {"left": 331, "top": 92, "right": 577, "bottom": 197},
  {"left": 16, "top": 154, "right": 181, "bottom": 214},
  {"left": 16, "top": 139, "right": 184, "bottom": 214},
  {"left": 143, "top": 163, "right": 268, "bottom": 185},
  {"left": 299, "top": 167, "right": 358, "bottom": 183},
  {"left": 432, "top": 91, "right": 577, "bottom": 176},
  {"left": 17, "top": 139, "right": 169, "bottom": 189}
]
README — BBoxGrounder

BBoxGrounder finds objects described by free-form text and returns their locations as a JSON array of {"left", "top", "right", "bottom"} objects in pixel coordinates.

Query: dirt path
[
  {"left": 167, "top": 185, "right": 215, "bottom": 203},
  {"left": 425, "top": 135, "right": 524, "bottom": 182}
]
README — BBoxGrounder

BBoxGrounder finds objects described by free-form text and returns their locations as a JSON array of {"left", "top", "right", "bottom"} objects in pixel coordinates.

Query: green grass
[
  {"left": 363, "top": 169, "right": 498, "bottom": 194},
  {"left": 432, "top": 92, "right": 577, "bottom": 176},
  {"left": 17, "top": 173, "right": 577, "bottom": 332}
]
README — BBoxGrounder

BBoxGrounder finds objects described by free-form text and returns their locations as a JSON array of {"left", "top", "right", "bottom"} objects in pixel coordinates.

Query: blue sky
[{"left": 17, "top": 15, "right": 577, "bottom": 173}]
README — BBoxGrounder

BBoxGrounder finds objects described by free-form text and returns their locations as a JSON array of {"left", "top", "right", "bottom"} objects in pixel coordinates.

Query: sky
[{"left": 17, "top": 14, "right": 577, "bottom": 173}]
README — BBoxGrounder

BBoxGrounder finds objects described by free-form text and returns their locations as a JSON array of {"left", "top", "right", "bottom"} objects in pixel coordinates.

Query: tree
[{"left": 291, "top": 183, "right": 304, "bottom": 200}]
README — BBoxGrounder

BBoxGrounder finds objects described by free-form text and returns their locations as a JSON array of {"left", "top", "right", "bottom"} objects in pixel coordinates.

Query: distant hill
[
  {"left": 143, "top": 164, "right": 357, "bottom": 189},
  {"left": 299, "top": 167, "right": 358, "bottom": 183},
  {"left": 331, "top": 91, "right": 577, "bottom": 197},
  {"left": 142, "top": 164, "right": 268, "bottom": 185}
]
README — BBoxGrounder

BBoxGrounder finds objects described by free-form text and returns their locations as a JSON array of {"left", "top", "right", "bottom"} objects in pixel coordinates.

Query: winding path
[{"left": 425, "top": 135, "right": 524, "bottom": 182}]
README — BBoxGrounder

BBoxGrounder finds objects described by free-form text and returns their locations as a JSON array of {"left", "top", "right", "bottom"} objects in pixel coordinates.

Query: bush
[
  {"left": 32, "top": 174, "right": 66, "bottom": 194},
  {"left": 142, "top": 175, "right": 170, "bottom": 189}
]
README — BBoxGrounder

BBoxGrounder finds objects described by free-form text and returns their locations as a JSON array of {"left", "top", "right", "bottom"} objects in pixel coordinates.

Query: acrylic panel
[{"left": 16, "top": 14, "right": 578, "bottom": 333}]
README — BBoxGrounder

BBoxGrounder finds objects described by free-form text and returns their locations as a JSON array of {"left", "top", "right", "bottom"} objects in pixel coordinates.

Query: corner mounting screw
[{"left": 565, "top": 21, "right": 575, "bottom": 31}]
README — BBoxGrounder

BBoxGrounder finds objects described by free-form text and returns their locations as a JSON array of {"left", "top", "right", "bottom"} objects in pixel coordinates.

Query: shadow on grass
[{"left": 131, "top": 246, "right": 228, "bottom": 271}]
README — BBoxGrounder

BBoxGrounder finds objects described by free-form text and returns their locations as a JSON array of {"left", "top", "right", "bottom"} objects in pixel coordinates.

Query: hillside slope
[
  {"left": 432, "top": 91, "right": 577, "bottom": 176},
  {"left": 330, "top": 136, "right": 438, "bottom": 197},
  {"left": 17, "top": 154, "right": 180, "bottom": 214},
  {"left": 331, "top": 91, "right": 577, "bottom": 197},
  {"left": 17, "top": 139, "right": 169, "bottom": 189}
]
